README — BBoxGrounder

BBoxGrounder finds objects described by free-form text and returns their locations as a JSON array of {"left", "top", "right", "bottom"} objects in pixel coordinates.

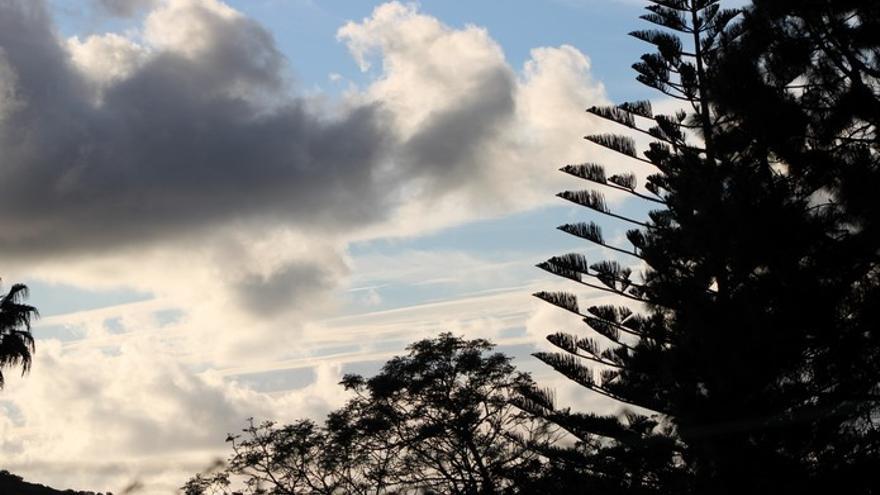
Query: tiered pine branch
[{"left": 525, "top": 0, "right": 741, "bottom": 486}]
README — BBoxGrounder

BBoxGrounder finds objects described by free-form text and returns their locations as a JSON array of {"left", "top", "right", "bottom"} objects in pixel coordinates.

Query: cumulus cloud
[
  {"left": 0, "top": 0, "right": 609, "bottom": 315},
  {"left": 0, "top": 0, "right": 615, "bottom": 355},
  {"left": 0, "top": 0, "right": 383, "bottom": 260},
  {"left": 67, "top": 33, "right": 148, "bottom": 92},
  {"left": 0, "top": 0, "right": 617, "bottom": 490},
  {"left": 0, "top": 339, "right": 349, "bottom": 492},
  {"left": 339, "top": 3, "right": 610, "bottom": 235}
]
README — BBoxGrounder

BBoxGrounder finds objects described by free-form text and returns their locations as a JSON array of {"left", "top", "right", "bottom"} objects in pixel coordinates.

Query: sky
[{"left": 0, "top": 0, "right": 659, "bottom": 492}]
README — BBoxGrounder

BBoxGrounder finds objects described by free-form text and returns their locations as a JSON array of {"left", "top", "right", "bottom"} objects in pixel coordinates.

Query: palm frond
[{"left": 0, "top": 283, "right": 37, "bottom": 388}]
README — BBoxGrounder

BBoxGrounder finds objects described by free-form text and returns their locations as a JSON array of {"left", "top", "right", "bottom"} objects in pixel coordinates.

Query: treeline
[
  {"left": 0, "top": 470, "right": 112, "bottom": 495},
  {"left": 185, "top": 0, "right": 879, "bottom": 493}
]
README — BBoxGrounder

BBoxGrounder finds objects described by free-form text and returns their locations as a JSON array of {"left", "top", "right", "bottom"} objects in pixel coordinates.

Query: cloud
[
  {"left": 1, "top": 338, "right": 350, "bottom": 492},
  {"left": 339, "top": 3, "right": 611, "bottom": 235},
  {"left": 235, "top": 259, "right": 343, "bottom": 317},
  {"left": 95, "top": 0, "right": 158, "bottom": 17},
  {"left": 0, "top": 0, "right": 610, "bottom": 311},
  {"left": 0, "top": 0, "right": 617, "bottom": 491},
  {"left": 67, "top": 33, "right": 149, "bottom": 93},
  {"left": 0, "top": 0, "right": 614, "bottom": 353},
  {"left": 0, "top": 0, "right": 384, "bottom": 260}
]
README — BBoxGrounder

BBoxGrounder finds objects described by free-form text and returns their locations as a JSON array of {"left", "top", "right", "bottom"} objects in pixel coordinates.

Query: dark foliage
[
  {"left": 184, "top": 334, "right": 557, "bottom": 494},
  {"left": 529, "top": 0, "right": 879, "bottom": 493},
  {"left": 705, "top": 1, "right": 880, "bottom": 492},
  {"left": 0, "top": 282, "right": 37, "bottom": 388},
  {"left": 0, "top": 470, "right": 110, "bottom": 495}
]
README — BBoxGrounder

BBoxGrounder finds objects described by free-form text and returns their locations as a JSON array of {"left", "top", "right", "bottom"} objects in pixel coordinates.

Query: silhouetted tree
[
  {"left": 185, "top": 334, "right": 556, "bottom": 494},
  {"left": 525, "top": 0, "right": 879, "bottom": 493},
  {"left": 523, "top": 0, "right": 741, "bottom": 491},
  {"left": 0, "top": 283, "right": 37, "bottom": 388},
  {"left": 708, "top": 1, "right": 880, "bottom": 491}
]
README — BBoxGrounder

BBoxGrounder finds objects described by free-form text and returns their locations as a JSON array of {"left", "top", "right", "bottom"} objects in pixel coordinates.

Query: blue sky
[
  {"left": 232, "top": 0, "right": 652, "bottom": 98},
  {"left": 1, "top": 0, "right": 659, "bottom": 491},
  {"left": 50, "top": 0, "right": 652, "bottom": 101}
]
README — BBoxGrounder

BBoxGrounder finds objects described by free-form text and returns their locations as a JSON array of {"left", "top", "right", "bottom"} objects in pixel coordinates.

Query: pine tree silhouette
[
  {"left": 523, "top": 0, "right": 878, "bottom": 493},
  {"left": 708, "top": 1, "right": 880, "bottom": 492}
]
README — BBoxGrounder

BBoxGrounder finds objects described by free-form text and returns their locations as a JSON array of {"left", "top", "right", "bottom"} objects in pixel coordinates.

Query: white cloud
[
  {"left": 67, "top": 33, "right": 148, "bottom": 92},
  {"left": 340, "top": 3, "right": 612, "bottom": 239},
  {"left": 339, "top": 2, "right": 512, "bottom": 137},
  {"left": 1, "top": 338, "right": 350, "bottom": 493},
  {"left": 0, "top": 0, "right": 623, "bottom": 491},
  {"left": 0, "top": 0, "right": 614, "bottom": 357}
]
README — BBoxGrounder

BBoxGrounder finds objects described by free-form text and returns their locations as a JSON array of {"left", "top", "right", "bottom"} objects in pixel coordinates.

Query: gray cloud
[
  {"left": 96, "top": 0, "right": 157, "bottom": 17},
  {"left": 0, "top": 3, "right": 613, "bottom": 488},
  {"left": 236, "top": 261, "right": 340, "bottom": 317},
  {"left": 0, "top": 0, "right": 521, "bottom": 263},
  {"left": 399, "top": 67, "right": 515, "bottom": 196},
  {"left": 0, "top": 1, "right": 402, "bottom": 260}
]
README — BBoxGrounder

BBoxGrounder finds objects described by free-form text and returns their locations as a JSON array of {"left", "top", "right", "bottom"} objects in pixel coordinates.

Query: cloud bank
[
  {"left": 0, "top": 0, "right": 613, "bottom": 492},
  {"left": 1, "top": 0, "right": 608, "bottom": 329}
]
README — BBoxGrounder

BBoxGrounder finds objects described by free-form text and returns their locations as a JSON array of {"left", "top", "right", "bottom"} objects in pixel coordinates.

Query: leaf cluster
[
  {"left": 0, "top": 282, "right": 37, "bottom": 388},
  {"left": 184, "top": 334, "right": 559, "bottom": 495}
]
